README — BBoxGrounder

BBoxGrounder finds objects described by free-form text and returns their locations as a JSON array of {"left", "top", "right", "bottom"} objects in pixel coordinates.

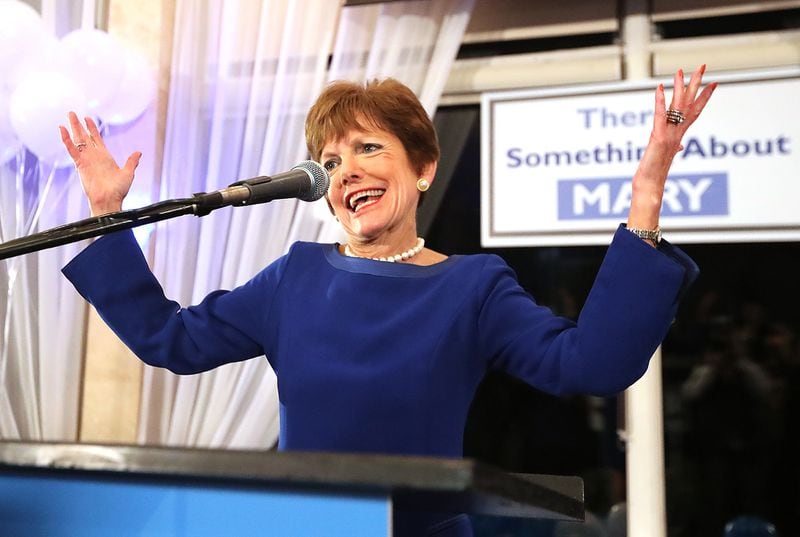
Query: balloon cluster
[{"left": 0, "top": 0, "right": 156, "bottom": 165}]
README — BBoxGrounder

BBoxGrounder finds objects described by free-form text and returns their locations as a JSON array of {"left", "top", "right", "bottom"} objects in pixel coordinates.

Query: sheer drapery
[
  {"left": 138, "top": 0, "right": 474, "bottom": 448},
  {"left": 328, "top": 0, "right": 474, "bottom": 112},
  {"left": 0, "top": 161, "right": 87, "bottom": 440},
  {"left": 137, "top": 0, "right": 340, "bottom": 447},
  {"left": 0, "top": 2, "right": 97, "bottom": 441}
]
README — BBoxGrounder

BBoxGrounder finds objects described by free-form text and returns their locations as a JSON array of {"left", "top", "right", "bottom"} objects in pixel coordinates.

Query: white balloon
[
  {"left": 95, "top": 49, "right": 156, "bottom": 125},
  {"left": 0, "top": 1, "right": 49, "bottom": 80},
  {"left": 6, "top": 34, "right": 61, "bottom": 94},
  {"left": 9, "top": 71, "right": 89, "bottom": 163},
  {"left": 58, "top": 29, "right": 125, "bottom": 113}
]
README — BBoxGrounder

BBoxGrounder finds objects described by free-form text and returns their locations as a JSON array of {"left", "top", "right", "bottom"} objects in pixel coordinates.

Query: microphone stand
[{"left": 0, "top": 194, "right": 228, "bottom": 261}]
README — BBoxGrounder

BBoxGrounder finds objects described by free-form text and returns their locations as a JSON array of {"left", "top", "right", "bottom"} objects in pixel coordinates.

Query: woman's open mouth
[{"left": 347, "top": 189, "right": 386, "bottom": 213}]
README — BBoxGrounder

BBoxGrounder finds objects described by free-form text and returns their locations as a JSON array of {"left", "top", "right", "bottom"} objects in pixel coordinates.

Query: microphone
[
  {"left": 0, "top": 160, "right": 330, "bottom": 260},
  {"left": 194, "top": 160, "right": 330, "bottom": 210}
]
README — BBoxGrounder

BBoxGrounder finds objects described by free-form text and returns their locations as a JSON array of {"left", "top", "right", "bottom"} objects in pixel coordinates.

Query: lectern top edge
[{"left": 0, "top": 440, "right": 584, "bottom": 521}]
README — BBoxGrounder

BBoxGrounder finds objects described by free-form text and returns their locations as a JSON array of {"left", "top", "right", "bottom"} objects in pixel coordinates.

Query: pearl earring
[{"left": 416, "top": 178, "right": 430, "bottom": 192}]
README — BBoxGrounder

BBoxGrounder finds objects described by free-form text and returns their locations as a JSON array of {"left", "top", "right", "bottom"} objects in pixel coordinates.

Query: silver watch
[{"left": 627, "top": 226, "right": 662, "bottom": 245}]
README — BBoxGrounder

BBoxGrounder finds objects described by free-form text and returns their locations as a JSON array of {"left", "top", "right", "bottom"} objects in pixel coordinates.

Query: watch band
[{"left": 626, "top": 226, "right": 662, "bottom": 245}]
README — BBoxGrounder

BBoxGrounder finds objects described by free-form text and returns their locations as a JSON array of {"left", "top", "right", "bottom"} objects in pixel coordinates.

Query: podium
[{"left": 0, "top": 441, "right": 583, "bottom": 535}]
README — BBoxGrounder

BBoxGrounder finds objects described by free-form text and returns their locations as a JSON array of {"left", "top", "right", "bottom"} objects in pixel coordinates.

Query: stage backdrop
[{"left": 481, "top": 68, "right": 800, "bottom": 247}]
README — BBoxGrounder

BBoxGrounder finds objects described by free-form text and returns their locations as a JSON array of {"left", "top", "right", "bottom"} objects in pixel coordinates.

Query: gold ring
[{"left": 666, "top": 109, "right": 686, "bottom": 125}]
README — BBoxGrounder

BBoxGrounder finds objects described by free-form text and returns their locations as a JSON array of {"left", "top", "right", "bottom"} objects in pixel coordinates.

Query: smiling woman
[
  {"left": 306, "top": 79, "right": 445, "bottom": 264},
  {"left": 59, "top": 71, "right": 714, "bottom": 537}
]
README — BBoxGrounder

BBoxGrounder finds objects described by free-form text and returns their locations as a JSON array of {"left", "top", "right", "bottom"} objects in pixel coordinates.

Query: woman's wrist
[
  {"left": 625, "top": 225, "right": 662, "bottom": 247},
  {"left": 90, "top": 201, "right": 123, "bottom": 216}
]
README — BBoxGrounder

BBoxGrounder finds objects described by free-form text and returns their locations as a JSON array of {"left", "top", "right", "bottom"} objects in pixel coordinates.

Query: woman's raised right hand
[{"left": 60, "top": 111, "right": 141, "bottom": 216}]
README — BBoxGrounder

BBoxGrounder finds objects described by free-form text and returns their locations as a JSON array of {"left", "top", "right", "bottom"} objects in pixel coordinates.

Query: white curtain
[
  {"left": 328, "top": 0, "right": 474, "bottom": 112},
  {"left": 0, "top": 2, "right": 93, "bottom": 441},
  {"left": 0, "top": 161, "right": 87, "bottom": 441},
  {"left": 138, "top": 0, "right": 474, "bottom": 449},
  {"left": 138, "top": 0, "right": 340, "bottom": 447}
]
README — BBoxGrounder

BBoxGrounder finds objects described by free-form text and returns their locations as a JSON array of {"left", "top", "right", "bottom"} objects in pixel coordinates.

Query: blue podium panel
[
  {"left": 0, "top": 473, "right": 391, "bottom": 536},
  {"left": 0, "top": 442, "right": 585, "bottom": 536}
]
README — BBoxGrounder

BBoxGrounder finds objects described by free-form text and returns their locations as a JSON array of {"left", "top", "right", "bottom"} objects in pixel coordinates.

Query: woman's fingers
[
  {"left": 123, "top": 152, "right": 142, "bottom": 176},
  {"left": 684, "top": 64, "right": 706, "bottom": 102},
  {"left": 64, "top": 111, "right": 96, "bottom": 161},
  {"left": 650, "top": 67, "right": 716, "bottom": 148},
  {"left": 59, "top": 125, "right": 81, "bottom": 160},
  {"left": 685, "top": 82, "right": 718, "bottom": 127},
  {"left": 63, "top": 111, "right": 108, "bottom": 154},
  {"left": 652, "top": 83, "right": 666, "bottom": 128},
  {"left": 67, "top": 111, "right": 89, "bottom": 142},
  {"left": 662, "top": 65, "right": 715, "bottom": 132},
  {"left": 669, "top": 68, "right": 685, "bottom": 110},
  {"left": 668, "top": 64, "right": 704, "bottom": 113},
  {"left": 84, "top": 116, "right": 107, "bottom": 150}
]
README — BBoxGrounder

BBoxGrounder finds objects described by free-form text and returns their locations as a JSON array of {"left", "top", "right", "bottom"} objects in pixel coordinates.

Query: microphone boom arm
[
  {"left": 1, "top": 194, "right": 227, "bottom": 261},
  {"left": 0, "top": 160, "right": 329, "bottom": 261}
]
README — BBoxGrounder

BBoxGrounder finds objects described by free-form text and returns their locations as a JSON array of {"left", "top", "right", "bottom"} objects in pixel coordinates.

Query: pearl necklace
[{"left": 344, "top": 237, "right": 425, "bottom": 263}]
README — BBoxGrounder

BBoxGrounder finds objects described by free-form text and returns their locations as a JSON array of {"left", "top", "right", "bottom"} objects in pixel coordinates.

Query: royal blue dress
[{"left": 63, "top": 224, "right": 697, "bottom": 536}]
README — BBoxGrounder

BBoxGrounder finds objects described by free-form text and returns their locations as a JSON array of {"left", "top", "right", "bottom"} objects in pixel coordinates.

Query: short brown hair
[{"left": 305, "top": 78, "right": 440, "bottom": 175}]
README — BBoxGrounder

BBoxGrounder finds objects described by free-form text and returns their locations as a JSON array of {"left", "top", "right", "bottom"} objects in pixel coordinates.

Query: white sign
[{"left": 481, "top": 69, "right": 800, "bottom": 246}]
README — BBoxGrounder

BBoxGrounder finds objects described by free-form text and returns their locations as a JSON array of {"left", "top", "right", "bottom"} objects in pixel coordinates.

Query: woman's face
[{"left": 321, "top": 125, "right": 434, "bottom": 243}]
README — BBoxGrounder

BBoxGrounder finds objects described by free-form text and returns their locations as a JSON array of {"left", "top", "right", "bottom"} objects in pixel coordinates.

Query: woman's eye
[
  {"left": 363, "top": 143, "right": 380, "bottom": 153},
  {"left": 323, "top": 160, "right": 338, "bottom": 172}
]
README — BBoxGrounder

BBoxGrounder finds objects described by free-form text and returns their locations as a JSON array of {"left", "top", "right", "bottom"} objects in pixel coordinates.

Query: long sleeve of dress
[
  {"left": 62, "top": 230, "right": 287, "bottom": 374},
  {"left": 478, "top": 224, "right": 698, "bottom": 396},
  {"left": 63, "top": 224, "right": 698, "bottom": 404},
  {"left": 62, "top": 224, "right": 698, "bottom": 461}
]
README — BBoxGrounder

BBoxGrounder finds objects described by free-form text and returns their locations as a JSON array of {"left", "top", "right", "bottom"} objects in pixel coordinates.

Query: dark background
[{"left": 425, "top": 104, "right": 800, "bottom": 536}]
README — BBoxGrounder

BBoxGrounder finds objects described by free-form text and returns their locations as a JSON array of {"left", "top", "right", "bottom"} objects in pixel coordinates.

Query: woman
[{"left": 60, "top": 66, "right": 715, "bottom": 536}]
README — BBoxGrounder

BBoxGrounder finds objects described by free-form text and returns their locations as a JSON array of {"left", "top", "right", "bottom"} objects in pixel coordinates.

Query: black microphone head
[{"left": 293, "top": 160, "right": 330, "bottom": 202}]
